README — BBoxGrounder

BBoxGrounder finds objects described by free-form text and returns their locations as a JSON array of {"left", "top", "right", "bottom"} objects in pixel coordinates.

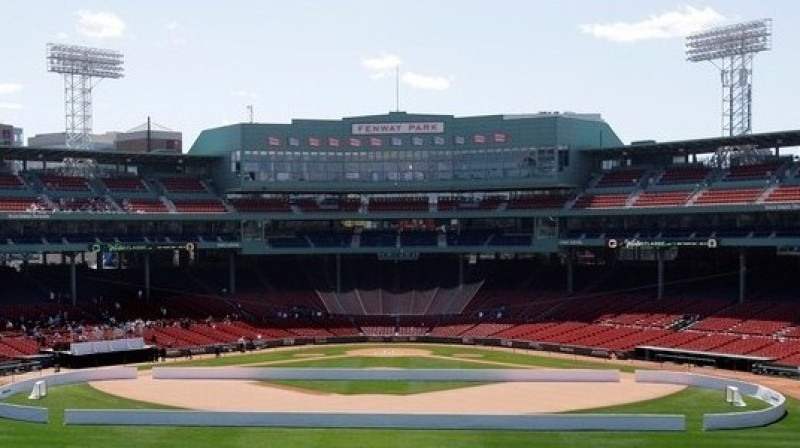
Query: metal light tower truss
[
  {"left": 46, "top": 43, "right": 124, "bottom": 149},
  {"left": 686, "top": 19, "right": 772, "bottom": 137}
]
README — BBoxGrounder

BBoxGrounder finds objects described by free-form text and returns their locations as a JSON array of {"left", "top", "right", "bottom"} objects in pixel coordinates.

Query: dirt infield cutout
[
  {"left": 89, "top": 347, "right": 686, "bottom": 413},
  {"left": 345, "top": 348, "right": 432, "bottom": 357}
]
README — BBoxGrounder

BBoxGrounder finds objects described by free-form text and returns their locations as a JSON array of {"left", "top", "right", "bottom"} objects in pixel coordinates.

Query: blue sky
[{"left": 0, "top": 1, "right": 798, "bottom": 149}]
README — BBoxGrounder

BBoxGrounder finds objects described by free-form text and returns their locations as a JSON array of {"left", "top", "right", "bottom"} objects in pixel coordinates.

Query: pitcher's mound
[{"left": 346, "top": 348, "right": 431, "bottom": 357}]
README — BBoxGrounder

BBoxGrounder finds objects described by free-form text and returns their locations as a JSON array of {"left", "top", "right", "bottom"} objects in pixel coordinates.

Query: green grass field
[{"left": 0, "top": 343, "right": 797, "bottom": 448}]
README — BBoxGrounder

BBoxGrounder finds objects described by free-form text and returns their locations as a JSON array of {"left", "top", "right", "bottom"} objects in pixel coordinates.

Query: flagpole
[{"left": 395, "top": 64, "right": 400, "bottom": 112}]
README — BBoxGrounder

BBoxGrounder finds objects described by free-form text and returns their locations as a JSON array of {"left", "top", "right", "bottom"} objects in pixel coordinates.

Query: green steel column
[
  {"left": 70, "top": 253, "right": 77, "bottom": 307},
  {"left": 229, "top": 251, "right": 237, "bottom": 295},
  {"left": 144, "top": 252, "right": 151, "bottom": 300},
  {"left": 739, "top": 251, "right": 746, "bottom": 304},
  {"left": 657, "top": 250, "right": 664, "bottom": 301}
]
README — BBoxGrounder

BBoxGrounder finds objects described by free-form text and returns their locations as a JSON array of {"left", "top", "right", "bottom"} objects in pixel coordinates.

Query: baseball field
[{"left": 0, "top": 344, "right": 798, "bottom": 447}]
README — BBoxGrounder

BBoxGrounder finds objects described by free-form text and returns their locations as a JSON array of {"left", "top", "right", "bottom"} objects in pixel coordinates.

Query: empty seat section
[
  {"left": 367, "top": 197, "right": 429, "bottom": 212},
  {"left": 692, "top": 188, "right": 762, "bottom": 205},
  {"left": 173, "top": 199, "right": 227, "bottom": 213},
  {"left": 507, "top": 194, "right": 571, "bottom": 209},
  {"left": 0, "top": 197, "right": 49, "bottom": 212},
  {"left": 572, "top": 193, "right": 630, "bottom": 209},
  {"left": 595, "top": 169, "right": 646, "bottom": 188},
  {"left": 41, "top": 175, "right": 88, "bottom": 191},
  {"left": 159, "top": 177, "right": 206, "bottom": 193},
  {"left": 230, "top": 198, "right": 290, "bottom": 212},
  {"left": 763, "top": 185, "right": 800, "bottom": 203},
  {"left": 723, "top": 161, "right": 784, "bottom": 181},
  {"left": 632, "top": 191, "right": 692, "bottom": 207},
  {"left": 0, "top": 173, "right": 24, "bottom": 189},
  {"left": 102, "top": 177, "right": 146, "bottom": 191},
  {"left": 657, "top": 166, "right": 711, "bottom": 185}
]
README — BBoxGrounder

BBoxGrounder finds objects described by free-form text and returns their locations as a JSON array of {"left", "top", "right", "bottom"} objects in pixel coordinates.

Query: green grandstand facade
[{"left": 190, "top": 111, "right": 623, "bottom": 193}]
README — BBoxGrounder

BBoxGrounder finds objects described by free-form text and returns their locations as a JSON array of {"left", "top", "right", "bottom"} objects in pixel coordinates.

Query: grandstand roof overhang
[
  {"left": 0, "top": 145, "right": 221, "bottom": 165},
  {"left": 579, "top": 129, "right": 800, "bottom": 156}
]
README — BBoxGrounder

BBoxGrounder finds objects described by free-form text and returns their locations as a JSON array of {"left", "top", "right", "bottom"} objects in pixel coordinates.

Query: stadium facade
[{"left": 2, "top": 110, "right": 800, "bottom": 372}]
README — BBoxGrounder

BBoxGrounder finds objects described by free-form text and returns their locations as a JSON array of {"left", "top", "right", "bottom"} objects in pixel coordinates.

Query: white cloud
[
  {"left": 0, "top": 83, "right": 22, "bottom": 95},
  {"left": 165, "top": 21, "right": 187, "bottom": 45},
  {"left": 362, "top": 54, "right": 402, "bottom": 79},
  {"left": 402, "top": 72, "right": 452, "bottom": 91},
  {"left": 0, "top": 103, "right": 23, "bottom": 110},
  {"left": 76, "top": 10, "right": 126, "bottom": 38},
  {"left": 579, "top": 6, "right": 725, "bottom": 42},
  {"left": 55, "top": 32, "right": 69, "bottom": 41},
  {"left": 230, "top": 90, "right": 260, "bottom": 100}
]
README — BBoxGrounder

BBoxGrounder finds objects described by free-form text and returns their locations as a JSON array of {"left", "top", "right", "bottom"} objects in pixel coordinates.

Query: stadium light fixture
[
  {"left": 685, "top": 19, "right": 772, "bottom": 137},
  {"left": 47, "top": 43, "right": 125, "bottom": 150}
]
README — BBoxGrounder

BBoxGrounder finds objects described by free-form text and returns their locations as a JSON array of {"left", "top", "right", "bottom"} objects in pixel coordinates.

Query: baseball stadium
[{"left": 0, "top": 106, "right": 800, "bottom": 447}]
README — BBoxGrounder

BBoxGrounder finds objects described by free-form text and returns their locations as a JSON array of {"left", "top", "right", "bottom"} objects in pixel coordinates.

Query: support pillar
[
  {"left": 566, "top": 250, "right": 574, "bottom": 295},
  {"left": 228, "top": 251, "right": 237, "bottom": 295},
  {"left": 335, "top": 254, "right": 341, "bottom": 295},
  {"left": 657, "top": 250, "right": 664, "bottom": 301},
  {"left": 70, "top": 253, "right": 77, "bottom": 307},
  {"left": 144, "top": 252, "right": 151, "bottom": 300},
  {"left": 458, "top": 254, "right": 464, "bottom": 290},
  {"left": 739, "top": 250, "right": 746, "bottom": 304}
]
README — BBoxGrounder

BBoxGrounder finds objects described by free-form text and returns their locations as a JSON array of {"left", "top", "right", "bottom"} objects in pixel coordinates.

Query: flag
[
  {"left": 288, "top": 137, "right": 299, "bottom": 146},
  {"left": 309, "top": 137, "right": 320, "bottom": 147},
  {"left": 433, "top": 136, "right": 446, "bottom": 145},
  {"left": 349, "top": 137, "right": 362, "bottom": 147},
  {"left": 328, "top": 137, "right": 340, "bottom": 147},
  {"left": 454, "top": 136, "right": 465, "bottom": 145},
  {"left": 412, "top": 136, "right": 424, "bottom": 146},
  {"left": 390, "top": 137, "right": 403, "bottom": 146},
  {"left": 370, "top": 137, "right": 382, "bottom": 147},
  {"left": 473, "top": 134, "right": 486, "bottom": 144},
  {"left": 267, "top": 136, "right": 281, "bottom": 146},
  {"left": 493, "top": 132, "right": 507, "bottom": 143}
]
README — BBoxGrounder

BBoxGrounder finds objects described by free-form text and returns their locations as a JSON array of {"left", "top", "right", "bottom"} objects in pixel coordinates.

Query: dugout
[{"left": 635, "top": 345, "right": 771, "bottom": 372}]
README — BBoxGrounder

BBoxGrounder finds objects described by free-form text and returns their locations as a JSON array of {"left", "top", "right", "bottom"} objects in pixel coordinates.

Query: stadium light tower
[
  {"left": 685, "top": 19, "right": 772, "bottom": 137},
  {"left": 46, "top": 43, "right": 124, "bottom": 150}
]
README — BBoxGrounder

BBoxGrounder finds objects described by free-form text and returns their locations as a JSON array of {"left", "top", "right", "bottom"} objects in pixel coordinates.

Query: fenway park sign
[{"left": 352, "top": 122, "right": 444, "bottom": 135}]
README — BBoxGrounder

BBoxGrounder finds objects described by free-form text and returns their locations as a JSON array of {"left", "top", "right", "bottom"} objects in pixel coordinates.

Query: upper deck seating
[
  {"left": 632, "top": 191, "right": 692, "bottom": 207},
  {"left": 691, "top": 188, "right": 763, "bottom": 206},
  {"left": 317, "top": 198, "right": 361, "bottom": 212},
  {"left": 723, "top": 161, "right": 785, "bottom": 181},
  {"left": 0, "top": 197, "right": 50, "bottom": 213},
  {"left": 57, "top": 196, "right": 115, "bottom": 213},
  {"left": 763, "top": 185, "right": 800, "bottom": 203},
  {"left": 657, "top": 166, "right": 711, "bottom": 185},
  {"left": 572, "top": 193, "right": 630, "bottom": 209},
  {"left": 437, "top": 197, "right": 468, "bottom": 211},
  {"left": 295, "top": 198, "right": 320, "bottom": 212},
  {"left": 507, "top": 194, "right": 571, "bottom": 209},
  {"left": 230, "top": 198, "right": 290, "bottom": 213},
  {"left": 41, "top": 175, "right": 89, "bottom": 191},
  {"left": 159, "top": 177, "right": 206, "bottom": 193},
  {"left": 0, "top": 173, "right": 24, "bottom": 189},
  {"left": 367, "top": 197, "right": 429, "bottom": 212},
  {"left": 123, "top": 198, "right": 168, "bottom": 213},
  {"left": 102, "top": 177, "right": 147, "bottom": 192},
  {"left": 172, "top": 199, "right": 228, "bottom": 213},
  {"left": 594, "top": 169, "right": 646, "bottom": 188}
]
